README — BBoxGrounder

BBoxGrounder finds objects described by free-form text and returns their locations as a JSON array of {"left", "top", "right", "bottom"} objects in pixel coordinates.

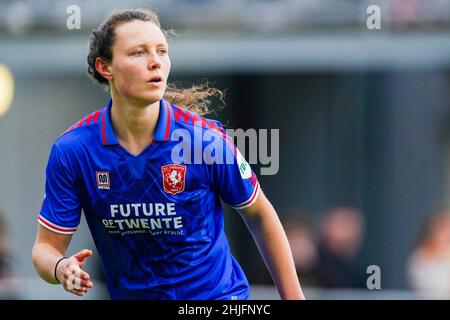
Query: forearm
[
  {"left": 241, "top": 203, "right": 305, "bottom": 300},
  {"left": 32, "top": 242, "right": 65, "bottom": 284}
]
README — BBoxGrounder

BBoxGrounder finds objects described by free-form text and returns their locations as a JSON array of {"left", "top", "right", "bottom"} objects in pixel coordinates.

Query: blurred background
[{"left": 1, "top": 0, "right": 450, "bottom": 300}]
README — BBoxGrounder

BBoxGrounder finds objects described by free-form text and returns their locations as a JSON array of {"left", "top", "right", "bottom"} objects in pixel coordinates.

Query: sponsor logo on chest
[{"left": 96, "top": 171, "right": 110, "bottom": 190}]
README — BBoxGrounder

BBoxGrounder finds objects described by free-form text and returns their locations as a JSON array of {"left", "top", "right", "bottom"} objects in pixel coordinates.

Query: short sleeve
[
  {"left": 38, "top": 143, "right": 82, "bottom": 234},
  {"left": 208, "top": 123, "right": 260, "bottom": 210}
]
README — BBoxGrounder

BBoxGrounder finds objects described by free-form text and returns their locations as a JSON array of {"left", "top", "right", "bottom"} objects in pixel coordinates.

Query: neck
[{"left": 109, "top": 91, "right": 161, "bottom": 145}]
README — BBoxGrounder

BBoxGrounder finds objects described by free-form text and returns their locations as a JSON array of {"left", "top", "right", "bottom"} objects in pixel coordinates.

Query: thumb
[{"left": 72, "top": 249, "right": 93, "bottom": 265}]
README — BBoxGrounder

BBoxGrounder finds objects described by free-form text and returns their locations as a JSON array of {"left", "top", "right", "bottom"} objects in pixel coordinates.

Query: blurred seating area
[{"left": 0, "top": 0, "right": 449, "bottom": 35}]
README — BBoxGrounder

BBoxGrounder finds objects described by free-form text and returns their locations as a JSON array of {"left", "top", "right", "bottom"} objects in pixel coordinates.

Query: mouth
[{"left": 147, "top": 75, "right": 163, "bottom": 84}]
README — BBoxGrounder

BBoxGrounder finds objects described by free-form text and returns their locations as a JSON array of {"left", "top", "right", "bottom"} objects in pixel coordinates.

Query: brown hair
[{"left": 87, "top": 8, "right": 223, "bottom": 115}]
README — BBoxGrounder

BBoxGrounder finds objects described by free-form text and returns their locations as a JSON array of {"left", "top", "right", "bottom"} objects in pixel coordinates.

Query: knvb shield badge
[{"left": 161, "top": 164, "right": 186, "bottom": 195}]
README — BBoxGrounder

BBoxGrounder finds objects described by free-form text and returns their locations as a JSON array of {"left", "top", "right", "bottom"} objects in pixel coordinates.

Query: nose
[{"left": 148, "top": 51, "right": 161, "bottom": 71}]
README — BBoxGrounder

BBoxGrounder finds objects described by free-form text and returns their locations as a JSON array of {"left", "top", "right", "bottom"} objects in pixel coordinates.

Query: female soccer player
[{"left": 31, "top": 8, "right": 305, "bottom": 300}]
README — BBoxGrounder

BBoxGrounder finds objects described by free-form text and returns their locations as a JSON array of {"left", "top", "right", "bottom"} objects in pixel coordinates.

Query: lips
[{"left": 148, "top": 75, "right": 163, "bottom": 83}]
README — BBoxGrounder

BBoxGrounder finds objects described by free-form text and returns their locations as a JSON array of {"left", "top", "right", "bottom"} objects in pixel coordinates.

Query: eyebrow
[{"left": 129, "top": 42, "right": 169, "bottom": 48}]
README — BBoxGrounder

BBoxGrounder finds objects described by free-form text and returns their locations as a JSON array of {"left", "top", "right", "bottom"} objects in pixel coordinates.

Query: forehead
[{"left": 113, "top": 20, "right": 167, "bottom": 47}]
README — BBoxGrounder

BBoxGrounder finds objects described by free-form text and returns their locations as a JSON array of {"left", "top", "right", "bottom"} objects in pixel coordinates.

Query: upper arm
[
  {"left": 38, "top": 143, "right": 82, "bottom": 234},
  {"left": 207, "top": 123, "right": 260, "bottom": 210},
  {"left": 239, "top": 189, "right": 265, "bottom": 216},
  {"left": 238, "top": 189, "right": 274, "bottom": 222},
  {"left": 34, "top": 224, "right": 73, "bottom": 255}
]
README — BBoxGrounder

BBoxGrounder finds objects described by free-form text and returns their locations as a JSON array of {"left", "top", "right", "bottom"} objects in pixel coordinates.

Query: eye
[
  {"left": 158, "top": 48, "right": 168, "bottom": 55},
  {"left": 132, "top": 50, "right": 145, "bottom": 56}
]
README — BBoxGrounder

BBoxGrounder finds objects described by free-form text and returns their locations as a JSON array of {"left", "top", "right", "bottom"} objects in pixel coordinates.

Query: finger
[
  {"left": 62, "top": 268, "right": 87, "bottom": 290},
  {"left": 73, "top": 249, "right": 93, "bottom": 263},
  {"left": 74, "top": 285, "right": 91, "bottom": 293},
  {"left": 79, "top": 272, "right": 94, "bottom": 289},
  {"left": 65, "top": 265, "right": 90, "bottom": 280},
  {"left": 71, "top": 289, "right": 88, "bottom": 296},
  {"left": 79, "top": 270, "right": 91, "bottom": 281},
  {"left": 78, "top": 279, "right": 93, "bottom": 289},
  {"left": 60, "top": 264, "right": 94, "bottom": 291},
  {"left": 64, "top": 278, "right": 92, "bottom": 291},
  {"left": 65, "top": 287, "right": 86, "bottom": 296},
  {"left": 68, "top": 286, "right": 87, "bottom": 293}
]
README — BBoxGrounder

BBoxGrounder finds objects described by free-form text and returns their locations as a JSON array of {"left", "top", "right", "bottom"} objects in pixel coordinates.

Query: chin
[
  {"left": 134, "top": 92, "right": 164, "bottom": 105},
  {"left": 146, "top": 87, "right": 165, "bottom": 100}
]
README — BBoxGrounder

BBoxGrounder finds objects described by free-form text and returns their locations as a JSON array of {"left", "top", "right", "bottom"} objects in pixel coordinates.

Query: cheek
[
  {"left": 116, "top": 78, "right": 133, "bottom": 96},
  {"left": 163, "top": 57, "right": 171, "bottom": 78},
  {"left": 115, "top": 62, "right": 143, "bottom": 92},
  {"left": 120, "top": 83, "right": 133, "bottom": 95},
  {"left": 117, "top": 62, "right": 141, "bottom": 80}
]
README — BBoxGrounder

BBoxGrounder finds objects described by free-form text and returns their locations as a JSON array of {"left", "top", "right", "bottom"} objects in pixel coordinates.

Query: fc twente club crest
[{"left": 161, "top": 164, "right": 187, "bottom": 195}]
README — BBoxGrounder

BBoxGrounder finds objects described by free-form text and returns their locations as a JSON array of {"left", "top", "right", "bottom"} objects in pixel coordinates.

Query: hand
[{"left": 56, "top": 249, "right": 94, "bottom": 297}]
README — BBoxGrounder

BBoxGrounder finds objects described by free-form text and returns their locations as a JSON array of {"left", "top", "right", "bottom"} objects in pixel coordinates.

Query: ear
[{"left": 95, "top": 57, "right": 113, "bottom": 81}]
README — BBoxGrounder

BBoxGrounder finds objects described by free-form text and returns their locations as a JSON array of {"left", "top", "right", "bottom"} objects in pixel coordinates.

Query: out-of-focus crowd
[
  {"left": 0, "top": 212, "right": 21, "bottom": 299},
  {"left": 283, "top": 207, "right": 367, "bottom": 289},
  {"left": 281, "top": 206, "right": 450, "bottom": 299}
]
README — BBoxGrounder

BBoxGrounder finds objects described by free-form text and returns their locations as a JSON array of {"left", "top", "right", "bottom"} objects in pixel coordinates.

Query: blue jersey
[{"left": 38, "top": 99, "right": 260, "bottom": 300}]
